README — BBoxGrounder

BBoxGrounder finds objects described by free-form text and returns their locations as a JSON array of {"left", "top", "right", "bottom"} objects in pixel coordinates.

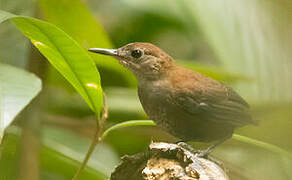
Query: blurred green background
[{"left": 0, "top": 0, "right": 292, "bottom": 179}]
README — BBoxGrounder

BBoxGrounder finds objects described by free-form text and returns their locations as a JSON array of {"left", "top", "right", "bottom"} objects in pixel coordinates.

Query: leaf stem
[
  {"left": 72, "top": 94, "right": 108, "bottom": 180},
  {"left": 101, "top": 120, "right": 156, "bottom": 141},
  {"left": 71, "top": 124, "right": 100, "bottom": 180},
  {"left": 232, "top": 134, "right": 292, "bottom": 159}
]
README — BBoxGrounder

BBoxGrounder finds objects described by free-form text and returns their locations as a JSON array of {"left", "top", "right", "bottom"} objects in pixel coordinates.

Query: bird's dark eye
[{"left": 131, "top": 49, "right": 143, "bottom": 58}]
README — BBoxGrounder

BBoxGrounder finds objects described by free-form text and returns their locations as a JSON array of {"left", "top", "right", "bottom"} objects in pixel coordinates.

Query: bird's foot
[
  {"left": 177, "top": 142, "right": 210, "bottom": 158},
  {"left": 177, "top": 142, "right": 226, "bottom": 170},
  {"left": 194, "top": 148, "right": 214, "bottom": 158},
  {"left": 177, "top": 142, "right": 196, "bottom": 152}
]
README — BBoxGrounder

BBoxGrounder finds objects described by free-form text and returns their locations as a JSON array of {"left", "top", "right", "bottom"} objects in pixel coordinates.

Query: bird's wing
[{"left": 172, "top": 80, "right": 254, "bottom": 127}]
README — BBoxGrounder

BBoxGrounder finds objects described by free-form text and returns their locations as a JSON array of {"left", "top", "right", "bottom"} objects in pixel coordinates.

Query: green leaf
[
  {"left": 41, "top": 145, "right": 107, "bottom": 180},
  {"left": 1, "top": 126, "right": 118, "bottom": 180},
  {"left": 0, "top": 63, "right": 41, "bottom": 142},
  {"left": 102, "top": 120, "right": 156, "bottom": 140},
  {"left": 0, "top": 128, "right": 21, "bottom": 179},
  {"left": 0, "top": 10, "right": 103, "bottom": 116},
  {"left": 37, "top": 0, "right": 137, "bottom": 87},
  {"left": 41, "top": 126, "right": 119, "bottom": 178}
]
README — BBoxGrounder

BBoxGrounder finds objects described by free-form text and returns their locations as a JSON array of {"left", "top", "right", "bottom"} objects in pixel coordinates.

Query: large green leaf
[
  {"left": 37, "top": 0, "right": 137, "bottom": 87},
  {"left": 0, "top": 10, "right": 103, "bottom": 116},
  {"left": 41, "top": 126, "right": 119, "bottom": 179},
  {"left": 0, "top": 126, "right": 118, "bottom": 180},
  {"left": 0, "top": 63, "right": 41, "bottom": 141}
]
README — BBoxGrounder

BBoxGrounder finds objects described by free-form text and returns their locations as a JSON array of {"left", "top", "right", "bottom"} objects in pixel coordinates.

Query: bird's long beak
[{"left": 88, "top": 48, "right": 118, "bottom": 56}]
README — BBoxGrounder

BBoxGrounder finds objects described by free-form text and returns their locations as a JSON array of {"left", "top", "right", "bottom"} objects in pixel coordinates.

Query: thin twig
[{"left": 72, "top": 94, "right": 108, "bottom": 180}]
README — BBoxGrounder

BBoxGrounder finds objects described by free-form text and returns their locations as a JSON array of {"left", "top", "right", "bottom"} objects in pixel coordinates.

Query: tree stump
[{"left": 110, "top": 142, "right": 229, "bottom": 180}]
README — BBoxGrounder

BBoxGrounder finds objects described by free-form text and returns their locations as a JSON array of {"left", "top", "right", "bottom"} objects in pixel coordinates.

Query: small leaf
[
  {"left": 0, "top": 63, "right": 41, "bottom": 142},
  {"left": 102, "top": 120, "right": 156, "bottom": 140},
  {"left": 0, "top": 10, "right": 103, "bottom": 116}
]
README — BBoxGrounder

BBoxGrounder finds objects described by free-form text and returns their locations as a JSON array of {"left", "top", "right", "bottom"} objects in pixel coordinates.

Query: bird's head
[{"left": 89, "top": 42, "right": 174, "bottom": 80}]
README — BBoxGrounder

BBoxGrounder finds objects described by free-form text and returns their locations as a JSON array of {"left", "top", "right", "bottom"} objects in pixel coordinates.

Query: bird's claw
[
  {"left": 194, "top": 149, "right": 212, "bottom": 158},
  {"left": 177, "top": 142, "right": 225, "bottom": 170},
  {"left": 176, "top": 142, "right": 213, "bottom": 158},
  {"left": 177, "top": 142, "right": 208, "bottom": 157},
  {"left": 177, "top": 142, "right": 196, "bottom": 152}
]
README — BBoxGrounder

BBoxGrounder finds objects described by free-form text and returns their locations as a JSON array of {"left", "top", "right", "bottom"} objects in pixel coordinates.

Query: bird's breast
[
  {"left": 138, "top": 80, "right": 171, "bottom": 110},
  {"left": 138, "top": 80, "right": 177, "bottom": 130},
  {"left": 138, "top": 79, "right": 173, "bottom": 103}
]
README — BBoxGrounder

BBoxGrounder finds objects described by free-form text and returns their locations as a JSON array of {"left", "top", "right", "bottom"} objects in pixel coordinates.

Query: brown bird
[{"left": 89, "top": 42, "right": 255, "bottom": 156}]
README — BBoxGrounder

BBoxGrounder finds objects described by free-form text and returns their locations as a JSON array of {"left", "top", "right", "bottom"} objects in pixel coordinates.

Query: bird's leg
[
  {"left": 177, "top": 142, "right": 226, "bottom": 170},
  {"left": 196, "top": 137, "right": 230, "bottom": 157},
  {"left": 195, "top": 143, "right": 217, "bottom": 157},
  {"left": 177, "top": 141, "right": 199, "bottom": 153},
  {"left": 176, "top": 141, "right": 215, "bottom": 157},
  {"left": 177, "top": 138, "right": 227, "bottom": 158}
]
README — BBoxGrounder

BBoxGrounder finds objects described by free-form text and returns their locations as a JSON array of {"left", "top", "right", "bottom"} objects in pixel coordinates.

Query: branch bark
[{"left": 111, "top": 142, "right": 229, "bottom": 180}]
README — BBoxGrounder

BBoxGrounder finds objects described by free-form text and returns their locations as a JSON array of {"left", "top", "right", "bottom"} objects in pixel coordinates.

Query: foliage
[
  {"left": 0, "top": 63, "right": 41, "bottom": 141},
  {"left": 0, "top": 0, "right": 291, "bottom": 179},
  {"left": 37, "top": 0, "right": 136, "bottom": 88}
]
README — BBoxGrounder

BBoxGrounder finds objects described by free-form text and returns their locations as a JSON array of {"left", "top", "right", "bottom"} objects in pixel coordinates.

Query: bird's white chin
[
  {"left": 119, "top": 60, "right": 131, "bottom": 69},
  {"left": 119, "top": 60, "right": 140, "bottom": 71},
  {"left": 119, "top": 60, "right": 127, "bottom": 66}
]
